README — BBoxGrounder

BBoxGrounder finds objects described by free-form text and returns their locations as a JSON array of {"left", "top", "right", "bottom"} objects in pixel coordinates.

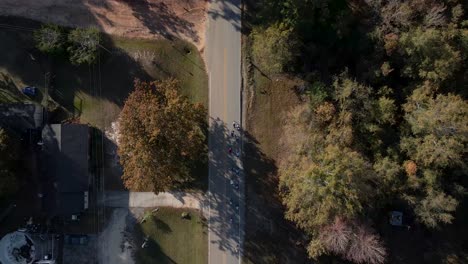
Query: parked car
[
  {"left": 64, "top": 234, "right": 89, "bottom": 245},
  {"left": 22, "top": 86, "right": 37, "bottom": 97}
]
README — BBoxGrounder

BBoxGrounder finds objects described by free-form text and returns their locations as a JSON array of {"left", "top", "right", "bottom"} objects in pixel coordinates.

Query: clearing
[{"left": 0, "top": 0, "right": 208, "bottom": 50}]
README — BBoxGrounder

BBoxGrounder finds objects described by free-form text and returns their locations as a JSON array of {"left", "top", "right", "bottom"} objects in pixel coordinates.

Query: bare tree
[
  {"left": 319, "top": 217, "right": 352, "bottom": 255},
  {"left": 346, "top": 224, "right": 387, "bottom": 264}
]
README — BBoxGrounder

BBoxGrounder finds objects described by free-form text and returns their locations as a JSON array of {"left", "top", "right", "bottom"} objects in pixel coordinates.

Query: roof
[
  {"left": 43, "top": 124, "right": 89, "bottom": 193},
  {"left": 42, "top": 124, "right": 89, "bottom": 215},
  {"left": 0, "top": 103, "right": 43, "bottom": 131}
]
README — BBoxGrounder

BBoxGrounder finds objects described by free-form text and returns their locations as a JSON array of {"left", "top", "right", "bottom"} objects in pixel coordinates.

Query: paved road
[{"left": 205, "top": 0, "right": 243, "bottom": 264}]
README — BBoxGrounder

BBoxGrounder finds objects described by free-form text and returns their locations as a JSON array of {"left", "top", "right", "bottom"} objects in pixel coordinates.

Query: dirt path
[{"left": 0, "top": 0, "right": 208, "bottom": 50}]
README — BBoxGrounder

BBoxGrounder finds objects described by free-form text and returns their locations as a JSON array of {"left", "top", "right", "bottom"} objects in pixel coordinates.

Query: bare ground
[{"left": 0, "top": 0, "right": 208, "bottom": 50}]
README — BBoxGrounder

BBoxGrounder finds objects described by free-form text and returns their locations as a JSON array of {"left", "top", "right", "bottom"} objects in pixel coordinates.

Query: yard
[
  {"left": 134, "top": 207, "right": 207, "bottom": 264},
  {"left": 0, "top": 16, "right": 208, "bottom": 130}
]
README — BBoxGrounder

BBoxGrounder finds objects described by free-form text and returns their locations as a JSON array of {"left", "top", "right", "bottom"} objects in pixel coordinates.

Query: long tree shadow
[
  {"left": 242, "top": 130, "right": 310, "bottom": 263},
  {"left": 208, "top": 0, "right": 242, "bottom": 32},
  {"left": 117, "top": 0, "right": 199, "bottom": 43}
]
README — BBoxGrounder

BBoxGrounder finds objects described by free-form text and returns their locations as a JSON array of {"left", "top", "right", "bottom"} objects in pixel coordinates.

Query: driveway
[{"left": 99, "top": 191, "right": 207, "bottom": 216}]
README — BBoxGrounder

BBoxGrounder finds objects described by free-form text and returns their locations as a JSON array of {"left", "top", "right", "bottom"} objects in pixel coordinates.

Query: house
[{"left": 41, "top": 124, "right": 90, "bottom": 219}]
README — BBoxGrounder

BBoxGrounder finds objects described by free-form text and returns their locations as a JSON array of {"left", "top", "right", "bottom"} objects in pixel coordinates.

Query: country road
[{"left": 205, "top": 0, "right": 243, "bottom": 264}]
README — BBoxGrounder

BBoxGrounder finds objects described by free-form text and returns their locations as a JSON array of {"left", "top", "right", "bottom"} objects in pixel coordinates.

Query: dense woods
[
  {"left": 248, "top": 0, "right": 467, "bottom": 262},
  {"left": 118, "top": 79, "right": 207, "bottom": 193}
]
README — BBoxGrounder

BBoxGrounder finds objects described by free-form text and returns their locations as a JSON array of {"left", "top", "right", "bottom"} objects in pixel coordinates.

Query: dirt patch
[{"left": 0, "top": 0, "right": 208, "bottom": 50}]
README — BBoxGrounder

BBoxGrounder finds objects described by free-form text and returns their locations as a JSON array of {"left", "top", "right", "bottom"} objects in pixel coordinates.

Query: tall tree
[
  {"left": 252, "top": 22, "right": 299, "bottom": 74},
  {"left": 118, "top": 79, "right": 207, "bottom": 193},
  {"left": 280, "top": 144, "right": 380, "bottom": 237},
  {"left": 67, "top": 27, "right": 100, "bottom": 65},
  {"left": 400, "top": 84, "right": 468, "bottom": 227},
  {"left": 34, "top": 24, "right": 64, "bottom": 54}
]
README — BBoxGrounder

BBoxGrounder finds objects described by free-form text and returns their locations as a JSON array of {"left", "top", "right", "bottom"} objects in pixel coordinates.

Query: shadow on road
[
  {"left": 208, "top": 0, "right": 242, "bottom": 32},
  {"left": 207, "top": 118, "right": 243, "bottom": 256}
]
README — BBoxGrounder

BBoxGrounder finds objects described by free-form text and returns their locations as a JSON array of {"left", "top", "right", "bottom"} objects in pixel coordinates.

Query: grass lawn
[{"left": 134, "top": 207, "right": 207, "bottom": 264}]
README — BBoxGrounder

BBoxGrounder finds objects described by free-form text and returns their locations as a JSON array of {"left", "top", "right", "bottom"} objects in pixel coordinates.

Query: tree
[
  {"left": 0, "top": 128, "right": 18, "bottom": 198},
  {"left": 346, "top": 224, "right": 386, "bottom": 264},
  {"left": 118, "top": 79, "right": 207, "bottom": 193},
  {"left": 34, "top": 24, "right": 64, "bottom": 54},
  {"left": 413, "top": 189, "right": 458, "bottom": 228},
  {"left": 399, "top": 84, "right": 467, "bottom": 227},
  {"left": 401, "top": 86, "right": 468, "bottom": 168},
  {"left": 280, "top": 145, "right": 379, "bottom": 232},
  {"left": 67, "top": 27, "right": 100, "bottom": 65},
  {"left": 313, "top": 218, "right": 387, "bottom": 264},
  {"left": 252, "top": 22, "right": 299, "bottom": 74},
  {"left": 398, "top": 27, "right": 462, "bottom": 82}
]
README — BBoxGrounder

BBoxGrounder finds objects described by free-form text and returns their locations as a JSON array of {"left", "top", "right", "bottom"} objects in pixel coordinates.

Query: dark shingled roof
[{"left": 42, "top": 124, "right": 89, "bottom": 215}]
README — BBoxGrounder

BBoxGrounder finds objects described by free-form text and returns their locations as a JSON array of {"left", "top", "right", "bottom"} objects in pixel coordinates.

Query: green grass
[{"left": 134, "top": 208, "right": 207, "bottom": 264}]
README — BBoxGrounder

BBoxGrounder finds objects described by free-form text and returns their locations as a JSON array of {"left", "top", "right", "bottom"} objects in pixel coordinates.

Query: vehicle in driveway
[
  {"left": 22, "top": 86, "right": 37, "bottom": 97},
  {"left": 64, "top": 234, "right": 89, "bottom": 245}
]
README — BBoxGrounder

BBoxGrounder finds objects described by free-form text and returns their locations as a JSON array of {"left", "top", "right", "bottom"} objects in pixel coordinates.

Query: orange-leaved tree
[{"left": 118, "top": 79, "right": 207, "bottom": 193}]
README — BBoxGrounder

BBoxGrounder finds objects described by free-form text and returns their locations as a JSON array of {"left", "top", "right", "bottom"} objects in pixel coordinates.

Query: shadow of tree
[
  {"left": 153, "top": 217, "right": 172, "bottom": 234},
  {"left": 116, "top": 0, "right": 199, "bottom": 42},
  {"left": 208, "top": 0, "right": 242, "bottom": 32},
  {"left": 242, "top": 130, "right": 310, "bottom": 263}
]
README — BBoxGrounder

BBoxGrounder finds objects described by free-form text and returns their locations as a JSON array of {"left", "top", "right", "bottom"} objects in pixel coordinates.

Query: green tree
[
  {"left": 398, "top": 27, "right": 462, "bottom": 82},
  {"left": 280, "top": 145, "right": 379, "bottom": 232},
  {"left": 67, "top": 27, "right": 100, "bottom": 65},
  {"left": 401, "top": 86, "right": 468, "bottom": 168},
  {"left": 413, "top": 189, "right": 458, "bottom": 228},
  {"left": 252, "top": 22, "right": 299, "bottom": 74},
  {"left": 0, "top": 128, "right": 18, "bottom": 198},
  {"left": 118, "top": 79, "right": 207, "bottom": 193},
  {"left": 34, "top": 24, "right": 64, "bottom": 54},
  {"left": 400, "top": 84, "right": 467, "bottom": 227}
]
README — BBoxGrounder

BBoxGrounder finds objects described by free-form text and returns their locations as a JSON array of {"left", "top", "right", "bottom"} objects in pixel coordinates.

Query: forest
[{"left": 247, "top": 0, "right": 467, "bottom": 263}]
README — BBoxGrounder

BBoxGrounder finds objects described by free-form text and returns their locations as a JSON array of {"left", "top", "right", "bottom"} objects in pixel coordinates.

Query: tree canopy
[
  {"left": 67, "top": 27, "right": 101, "bottom": 65},
  {"left": 34, "top": 24, "right": 64, "bottom": 54},
  {"left": 118, "top": 79, "right": 207, "bottom": 193},
  {"left": 248, "top": 0, "right": 468, "bottom": 262}
]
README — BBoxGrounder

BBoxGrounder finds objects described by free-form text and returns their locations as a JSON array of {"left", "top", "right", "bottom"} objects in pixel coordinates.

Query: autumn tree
[
  {"left": 67, "top": 27, "right": 100, "bottom": 65},
  {"left": 401, "top": 84, "right": 467, "bottom": 169},
  {"left": 34, "top": 24, "right": 64, "bottom": 54},
  {"left": 118, "top": 79, "right": 207, "bottom": 193},
  {"left": 400, "top": 83, "right": 468, "bottom": 227},
  {"left": 0, "top": 128, "right": 19, "bottom": 198},
  {"left": 280, "top": 144, "right": 382, "bottom": 258}
]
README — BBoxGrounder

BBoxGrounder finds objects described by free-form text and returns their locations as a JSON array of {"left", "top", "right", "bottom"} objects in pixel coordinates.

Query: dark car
[
  {"left": 64, "top": 234, "right": 89, "bottom": 245},
  {"left": 22, "top": 86, "right": 37, "bottom": 97}
]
